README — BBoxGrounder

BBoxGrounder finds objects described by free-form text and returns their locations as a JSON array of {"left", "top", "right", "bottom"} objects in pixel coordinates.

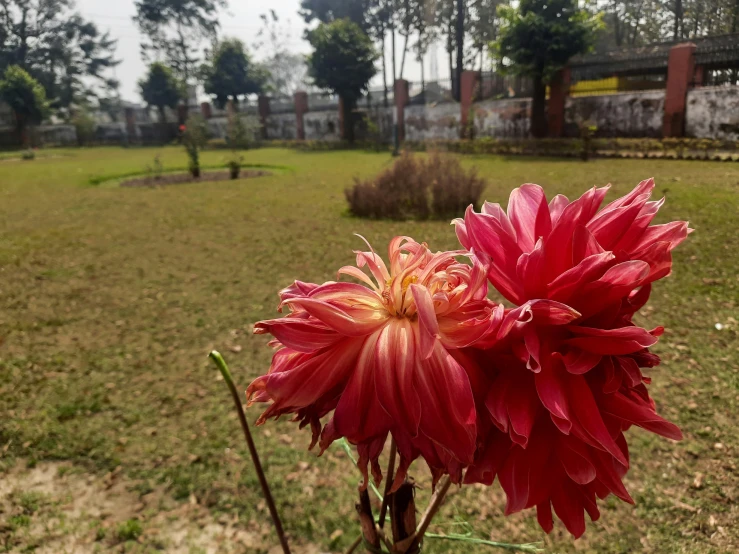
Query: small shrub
[
  {"left": 228, "top": 112, "right": 261, "bottom": 150},
  {"left": 116, "top": 519, "right": 143, "bottom": 542},
  {"left": 227, "top": 155, "right": 243, "bottom": 179},
  {"left": 21, "top": 148, "right": 35, "bottom": 160},
  {"left": 346, "top": 152, "right": 485, "bottom": 220},
  {"left": 182, "top": 114, "right": 209, "bottom": 178},
  {"left": 72, "top": 109, "right": 97, "bottom": 146},
  {"left": 145, "top": 154, "right": 163, "bottom": 181},
  {"left": 427, "top": 153, "right": 486, "bottom": 219}
]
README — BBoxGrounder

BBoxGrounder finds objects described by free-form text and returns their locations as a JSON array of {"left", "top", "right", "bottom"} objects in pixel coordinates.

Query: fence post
[
  {"left": 663, "top": 42, "right": 696, "bottom": 138},
  {"left": 394, "top": 79, "right": 409, "bottom": 143},
  {"left": 693, "top": 65, "right": 705, "bottom": 87},
  {"left": 548, "top": 67, "right": 571, "bottom": 137},
  {"left": 460, "top": 71, "right": 480, "bottom": 139},
  {"left": 258, "top": 95, "right": 270, "bottom": 140},
  {"left": 124, "top": 107, "right": 138, "bottom": 144},
  {"left": 294, "top": 91, "right": 309, "bottom": 141}
]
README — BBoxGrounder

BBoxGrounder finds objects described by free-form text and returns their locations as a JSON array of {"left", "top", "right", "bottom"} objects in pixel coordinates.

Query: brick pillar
[
  {"left": 394, "top": 79, "right": 409, "bottom": 142},
  {"left": 294, "top": 91, "right": 309, "bottom": 140},
  {"left": 338, "top": 96, "right": 346, "bottom": 140},
  {"left": 177, "top": 104, "right": 188, "bottom": 125},
  {"left": 548, "top": 67, "right": 571, "bottom": 138},
  {"left": 460, "top": 71, "right": 480, "bottom": 139},
  {"left": 200, "top": 102, "right": 213, "bottom": 119},
  {"left": 124, "top": 107, "right": 137, "bottom": 143},
  {"left": 693, "top": 65, "right": 705, "bottom": 87},
  {"left": 663, "top": 42, "right": 696, "bottom": 138},
  {"left": 258, "top": 95, "right": 270, "bottom": 140}
]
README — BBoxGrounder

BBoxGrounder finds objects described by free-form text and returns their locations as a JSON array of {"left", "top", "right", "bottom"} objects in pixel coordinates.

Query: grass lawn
[{"left": 0, "top": 146, "right": 737, "bottom": 553}]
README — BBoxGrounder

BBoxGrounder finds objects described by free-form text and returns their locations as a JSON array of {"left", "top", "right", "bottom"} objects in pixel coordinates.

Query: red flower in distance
[
  {"left": 248, "top": 237, "right": 495, "bottom": 489},
  {"left": 455, "top": 179, "right": 691, "bottom": 537}
]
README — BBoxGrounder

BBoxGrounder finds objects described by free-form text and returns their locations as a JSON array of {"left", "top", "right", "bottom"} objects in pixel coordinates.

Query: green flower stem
[
  {"left": 209, "top": 351, "right": 291, "bottom": 554},
  {"left": 377, "top": 438, "right": 397, "bottom": 529},
  {"left": 425, "top": 534, "right": 544, "bottom": 553},
  {"left": 336, "top": 438, "right": 384, "bottom": 501}
]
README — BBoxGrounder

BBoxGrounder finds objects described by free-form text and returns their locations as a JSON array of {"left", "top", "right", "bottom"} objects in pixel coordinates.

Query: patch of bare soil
[
  {"left": 120, "top": 170, "right": 270, "bottom": 188},
  {"left": 0, "top": 461, "right": 323, "bottom": 553}
]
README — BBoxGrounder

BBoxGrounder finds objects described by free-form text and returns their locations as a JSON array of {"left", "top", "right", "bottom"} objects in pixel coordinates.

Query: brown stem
[
  {"left": 407, "top": 475, "right": 452, "bottom": 553},
  {"left": 378, "top": 438, "right": 397, "bottom": 528},
  {"left": 390, "top": 481, "right": 418, "bottom": 554},
  {"left": 209, "top": 352, "right": 291, "bottom": 554},
  {"left": 356, "top": 488, "right": 381, "bottom": 552},
  {"left": 344, "top": 535, "right": 362, "bottom": 554}
]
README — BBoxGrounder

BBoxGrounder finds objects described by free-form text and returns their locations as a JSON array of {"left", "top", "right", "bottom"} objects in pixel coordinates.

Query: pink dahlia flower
[
  {"left": 248, "top": 237, "right": 495, "bottom": 489},
  {"left": 455, "top": 179, "right": 691, "bottom": 537}
]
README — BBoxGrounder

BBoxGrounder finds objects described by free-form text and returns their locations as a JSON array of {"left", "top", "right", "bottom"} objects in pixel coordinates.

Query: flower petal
[
  {"left": 508, "top": 184, "right": 552, "bottom": 252},
  {"left": 415, "top": 342, "right": 477, "bottom": 463},
  {"left": 374, "top": 319, "right": 421, "bottom": 438},
  {"left": 410, "top": 283, "right": 440, "bottom": 360}
]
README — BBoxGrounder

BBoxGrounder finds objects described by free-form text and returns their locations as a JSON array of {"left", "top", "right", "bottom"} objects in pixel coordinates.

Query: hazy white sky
[{"left": 76, "top": 0, "right": 440, "bottom": 103}]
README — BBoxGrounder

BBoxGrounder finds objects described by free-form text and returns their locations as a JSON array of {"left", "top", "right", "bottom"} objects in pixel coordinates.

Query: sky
[{"left": 76, "top": 0, "right": 441, "bottom": 103}]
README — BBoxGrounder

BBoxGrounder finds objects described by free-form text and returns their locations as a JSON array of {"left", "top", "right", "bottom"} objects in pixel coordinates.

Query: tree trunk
[
  {"left": 674, "top": 0, "right": 683, "bottom": 39},
  {"left": 455, "top": 0, "right": 465, "bottom": 102},
  {"left": 341, "top": 96, "right": 355, "bottom": 143},
  {"left": 733, "top": 0, "right": 739, "bottom": 33},
  {"left": 399, "top": 33, "right": 409, "bottom": 79},
  {"left": 391, "top": 25, "right": 397, "bottom": 82},
  {"left": 15, "top": 112, "right": 28, "bottom": 149},
  {"left": 158, "top": 106, "right": 167, "bottom": 124},
  {"left": 448, "top": 32, "right": 454, "bottom": 89},
  {"left": 382, "top": 31, "right": 389, "bottom": 107},
  {"left": 530, "top": 74, "right": 547, "bottom": 138},
  {"left": 421, "top": 57, "right": 425, "bottom": 94}
]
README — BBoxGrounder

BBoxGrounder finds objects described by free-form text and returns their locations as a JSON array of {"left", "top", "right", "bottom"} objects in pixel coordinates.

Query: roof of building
[{"left": 571, "top": 34, "right": 739, "bottom": 81}]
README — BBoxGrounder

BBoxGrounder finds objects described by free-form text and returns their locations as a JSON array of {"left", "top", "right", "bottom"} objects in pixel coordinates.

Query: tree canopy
[
  {"left": 308, "top": 19, "right": 377, "bottom": 103},
  {"left": 0, "top": 65, "right": 49, "bottom": 145},
  {"left": 134, "top": 0, "right": 225, "bottom": 85},
  {"left": 299, "top": 0, "right": 373, "bottom": 31},
  {"left": 308, "top": 19, "right": 377, "bottom": 141},
  {"left": 202, "top": 38, "right": 266, "bottom": 108},
  {"left": 139, "top": 62, "right": 182, "bottom": 122},
  {"left": 0, "top": 0, "right": 119, "bottom": 113},
  {"left": 496, "top": 0, "right": 600, "bottom": 137}
]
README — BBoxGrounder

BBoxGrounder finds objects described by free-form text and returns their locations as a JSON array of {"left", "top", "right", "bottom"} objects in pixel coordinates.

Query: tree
[
  {"left": 253, "top": 11, "right": 309, "bottom": 96},
  {"left": 299, "top": 0, "right": 373, "bottom": 31},
  {"left": 435, "top": 0, "right": 458, "bottom": 93},
  {"left": 133, "top": 0, "right": 225, "bottom": 86},
  {"left": 0, "top": 65, "right": 49, "bottom": 147},
  {"left": 367, "top": 0, "right": 393, "bottom": 105},
  {"left": 139, "top": 62, "right": 181, "bottom": 123},
  {"left": 453, "top": 0, "right": 466, "bottom": 101},
  {"left": 0, "top": 0, "right": 119, "bottom": 113},
  {"left": 496, "top": 0, "right": 600, "bottom": 137},
  {"left": 469, "top": 0, "right": 501, "bottom": 71},
  {"left": 307, "top": 20, "right": 378, "bottom": 143},
  {"left": 202, "top": 38, "right": 265, "bottom": 109}
]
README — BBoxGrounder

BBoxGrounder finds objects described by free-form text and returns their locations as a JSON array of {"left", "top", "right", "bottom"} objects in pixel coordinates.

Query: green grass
[{"left": 0, "top": 146, "right": 737, "bottom": 553}]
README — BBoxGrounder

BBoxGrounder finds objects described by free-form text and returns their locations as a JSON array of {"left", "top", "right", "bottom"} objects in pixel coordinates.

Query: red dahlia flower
[
  {"left": 247, "top": 237, "right": 495, "bottom": 489},
  {"left": 454, "top": 179, "right": 691, "bottom": 537}
]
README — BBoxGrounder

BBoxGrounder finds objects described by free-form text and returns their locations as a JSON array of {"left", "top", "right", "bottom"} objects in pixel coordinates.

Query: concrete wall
[
  {"left": 405, "top": 102, "right": 461, "bottom": 141},
  {"left": 265, "top": 112, "right": 298, "bottom": 140},
  {"left": 686, "top": 86, "right": 739, "bottom": 140},
  {"left": 565, "top": 91, "right": 665, "bottom": 138},
  {"left": 473, "top": 98, "right": 530, "bottom": 138},
  {"left": 356, "top": 106, "right": 393, "bottom": 142},
  {"left": 304, "top": 110, "right": 341, "bottom": 141}
]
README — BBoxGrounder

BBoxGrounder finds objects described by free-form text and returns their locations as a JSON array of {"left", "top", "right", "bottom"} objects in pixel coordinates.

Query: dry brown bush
[{"left": 345, "top": 151, "right": 486, "bottom": 220}]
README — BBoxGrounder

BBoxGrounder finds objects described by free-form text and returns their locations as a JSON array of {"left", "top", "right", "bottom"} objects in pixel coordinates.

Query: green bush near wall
[{"left": 265, "top": 137, "right": 739, "bottom": 161}]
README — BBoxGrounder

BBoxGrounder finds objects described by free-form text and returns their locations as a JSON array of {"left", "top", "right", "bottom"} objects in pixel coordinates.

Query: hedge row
[{"left": 264, "top": 138, "right": 739, "bottom": 161}]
